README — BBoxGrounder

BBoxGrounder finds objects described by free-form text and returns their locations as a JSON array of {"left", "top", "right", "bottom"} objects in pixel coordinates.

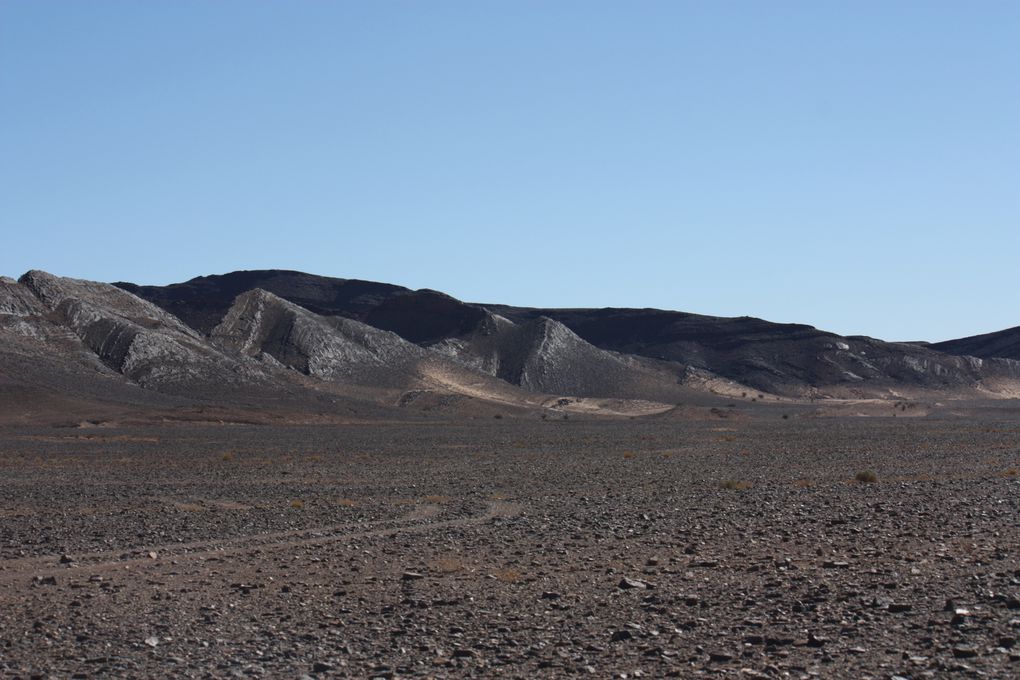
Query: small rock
[
  {"left": 708, "top": 650, "right": 733, "bottom": 662},
  {"left": 60, "top": 554, "right": 74, "bottom": 564},
  {"left": 144, "top": 636, "right": 159, "bottom": 648},
  {"left": 618, "top": 577, "right": 653, "bottom": 590},
  {"left": 822, "top": 560, "right": 850, "bottom": 569},
  {"left": 312, "top": 661, "right": 334, "bottom": 673},
  {"left": 953, "top": 644, "right": 980, "bottom": 659},
  {"left": 611, "top": 630, "right": 634, "bottom": 642},
  {"left": 401, "top": 571, "right": 425, "bottom": 581}
]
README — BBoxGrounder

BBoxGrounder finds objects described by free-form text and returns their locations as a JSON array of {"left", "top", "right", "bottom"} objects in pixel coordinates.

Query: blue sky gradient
[{"left": 2, "top": 2, "right": 1017, "bottom": 341}]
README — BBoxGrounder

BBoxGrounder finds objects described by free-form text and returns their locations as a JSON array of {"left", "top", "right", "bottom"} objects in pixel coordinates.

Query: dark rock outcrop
[{"left": 931, "top": 326, "right": 1020, "bottom": 362}]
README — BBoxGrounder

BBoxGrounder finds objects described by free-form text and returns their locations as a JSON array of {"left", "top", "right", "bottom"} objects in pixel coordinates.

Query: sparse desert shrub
[
  {"left": 623, "top": 451, "right": 636, "bottom": 459},
  {"left": 221, "top": 451, "right": 235, "bottom": 462},
  {"left": 430, "top": 556, "right": 466, "bottom": 574},
  {"left": 1003, "top": 468, "right": 1018, "bottom": 478},
  {"left": 493, "top": 414, "right": 503, "bottom": 419},
  {"left": 855, "top": 470, "right": 878, "bottom": 484},
  {"left": 720, "top": 479, "right": 753, "bottom": 491},
  {"left": 782, "top": 414, "right": 790, "bottom": 420},
  {"left": 492, "top": 568, "right": 522, "bottom": 583},
  {"left": 289, "top": 499, "right": 305, "bottom": 509}
]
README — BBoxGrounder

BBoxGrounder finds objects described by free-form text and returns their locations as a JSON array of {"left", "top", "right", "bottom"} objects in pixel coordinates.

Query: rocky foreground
[{"left": 1, "top": 411, "right": 1019, "bottom": 678}]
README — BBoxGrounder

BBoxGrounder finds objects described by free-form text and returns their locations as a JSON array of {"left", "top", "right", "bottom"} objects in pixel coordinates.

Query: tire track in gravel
[
  {"left": 0, "top": 503, "right": 443, "bottom": 580},
  {"left": 0, "top": 501, "right": 522, "bottom": 585}
]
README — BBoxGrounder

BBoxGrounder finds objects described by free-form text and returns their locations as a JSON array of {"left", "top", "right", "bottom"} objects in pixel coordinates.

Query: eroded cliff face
[
  {"left": 428, "top": 312, "right": 690, "bottom": 400},
  {"left": 212, "top": 289, "right": 430, "bottom": 385},
  {"left": 9, "top": 271, "right": 267, "bottom": 393},
  {"left": 208, "top": 289, "right": 546, "bottom": 406}
]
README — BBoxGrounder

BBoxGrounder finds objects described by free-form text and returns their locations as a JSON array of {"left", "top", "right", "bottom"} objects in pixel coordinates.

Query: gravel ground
[{"left": 2, "top": 412, "right": 1020, "bottom": 678}]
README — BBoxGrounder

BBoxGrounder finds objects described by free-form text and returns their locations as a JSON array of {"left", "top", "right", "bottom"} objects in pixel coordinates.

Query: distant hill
[
  {"left": 4, "top": 266, "right": 1019, "bottom": 427},
  {"left": 113, "top": 269, "right": 1020, "bottom": 399},
  {"left": 931, "top": 327, "right": 1020, "bottom": 361}
]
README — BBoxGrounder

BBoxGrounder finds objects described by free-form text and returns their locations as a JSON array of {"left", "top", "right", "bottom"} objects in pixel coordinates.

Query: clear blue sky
[{"left": 2, "top": 2, "right": 1017, "bottom": 342}]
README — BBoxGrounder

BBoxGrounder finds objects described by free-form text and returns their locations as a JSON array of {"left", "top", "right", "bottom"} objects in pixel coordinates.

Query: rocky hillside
[
  {"left": 117, "top": 270, "right": 1020, "bottom": 398},
  {"left": 0, "top": 272, "right": 557, "bottom": 419},
  {"left": 5, "top": 271, "right": 267, "bottom": 396},
  {"left": 117, "top": 271, "right": 700, "bottom": 401},
  {"left": 489, "top": 306, "right": 1020, "bottom": 397},
  {"left": 429, "top": 312, "right": 690, "bottom": 399},
  {"left": 210, "top": 288, "right": 532, "bottom": 403},
  {"left": 931, "top": 326, "right": 1020, "bottom": 361}
]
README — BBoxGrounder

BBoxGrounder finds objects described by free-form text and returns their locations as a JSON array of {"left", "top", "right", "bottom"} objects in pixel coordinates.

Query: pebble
[{"left": 618, "top": 577, "right": 653, "bottom": 590}]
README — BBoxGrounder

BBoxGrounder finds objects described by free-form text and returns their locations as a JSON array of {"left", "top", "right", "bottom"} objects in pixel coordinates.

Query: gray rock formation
[
  {"left": 10, "top": 271, "right": 266, "bottom": 394},
  {"left": 212, "top": 289, "right": 429, "bottom": 386},
  {"left": 430, "top": 312, "right": 688, "bottom": 399}
]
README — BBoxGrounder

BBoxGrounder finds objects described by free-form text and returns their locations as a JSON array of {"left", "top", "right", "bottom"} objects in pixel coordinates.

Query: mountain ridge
[
  {"left": 114, "top": 269, "right": 1020, "bottom": 398},
  {"left": 1, "top": 267, "right": 1016, "bottom": 427}
]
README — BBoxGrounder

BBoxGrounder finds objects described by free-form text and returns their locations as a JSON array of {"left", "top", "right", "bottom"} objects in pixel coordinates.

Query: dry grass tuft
[
  {"left": 792, "top": 478, "right": 814, "bottom": 488},
  {"left": 289, "top": 499, "right": 305, "bottom": 509},
  {"left": 719, "top": 479, "right": 753, "bottom": 491},
  {"left": 221, "top": 451, "right": 235, "bottom": 462},
  {"left": 430, "top": 556, "right": 466, "bottom": 574},
  {"left": 1002, "top": 468, "right": 1018, "bottom": 478},
  {"left": 623, "top": 451, "right": 636, "bottom": 459},
  {"left": 492, "top": 568, "right": 522, "bottom": 583},
  {"left": 855, "top": 470, "right": 878, "bottom": 484}
]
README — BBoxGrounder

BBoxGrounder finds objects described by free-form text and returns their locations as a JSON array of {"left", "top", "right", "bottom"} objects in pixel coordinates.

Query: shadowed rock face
[
  {"left": 485, "top": 306, "right": 1020, "bottom": 396},
  {"left": 212, "top": 289, "right": 432, "bottom": 387},
  {"left": 429, "top": 312, "right": 688, "bottom": 399},
  {"left": 116, "top": 270, "right": 410, "bottom": 335},
  {"left": 931, "top": 326, "right": 1020, "bottom": 361}
]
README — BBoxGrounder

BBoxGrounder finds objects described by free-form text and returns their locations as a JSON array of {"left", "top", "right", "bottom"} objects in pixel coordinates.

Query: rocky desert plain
[{"left": 2, "top": 270, "right": 1020, "bottom": 678}]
